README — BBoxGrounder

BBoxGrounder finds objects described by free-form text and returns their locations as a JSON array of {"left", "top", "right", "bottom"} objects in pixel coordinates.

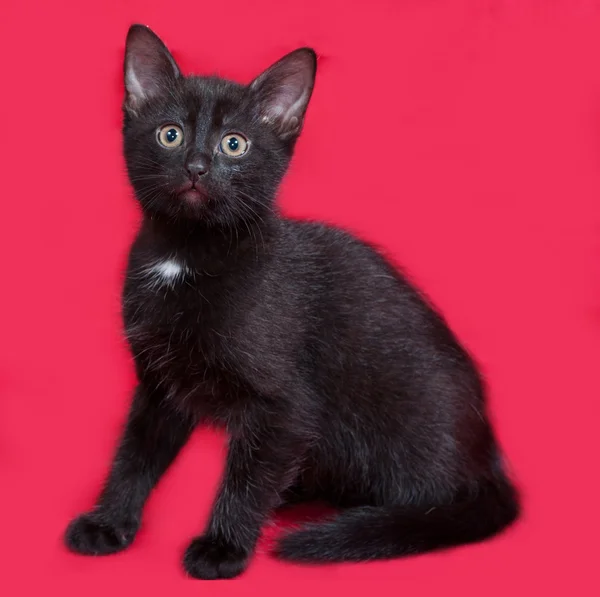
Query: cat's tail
[{"left": 274, "top": 476, "right": 519, "bottom": 563}]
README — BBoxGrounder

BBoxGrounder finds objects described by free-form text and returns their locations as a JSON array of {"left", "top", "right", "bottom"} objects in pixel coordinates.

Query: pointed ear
[
  {"left": 250, "top": 48, "right": 317, "bottom": 139},
  {"left": 124, "top": 24, "right": 180, "bottom": 113}
]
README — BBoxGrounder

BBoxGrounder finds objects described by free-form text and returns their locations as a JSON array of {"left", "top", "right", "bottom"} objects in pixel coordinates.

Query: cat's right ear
[{"left": 124, "top": 25, "right": 180, "bottom": 114}]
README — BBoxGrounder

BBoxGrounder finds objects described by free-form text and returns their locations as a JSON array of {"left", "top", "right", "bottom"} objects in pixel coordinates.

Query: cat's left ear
[
  {"left": 250, "top": 48, "right": 317, "bottom": 139},
  {"left": 124, "top": 24, "right": 181, "bottom": 113}
]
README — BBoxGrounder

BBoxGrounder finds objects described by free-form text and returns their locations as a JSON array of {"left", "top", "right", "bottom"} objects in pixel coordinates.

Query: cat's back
[
  {"left": 275, "top": 218, "right": 427, "bottom": 315},
  {"left": 272, "top": 217, "right": 468, "bottom": 369}
]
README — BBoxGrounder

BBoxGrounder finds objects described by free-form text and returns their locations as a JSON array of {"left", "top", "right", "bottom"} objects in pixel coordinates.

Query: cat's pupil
[
  {"left": 166, "top": 129, "right": 178, "bottom": 143},
  {"left": 228, "top": 137, "right": 239, "bottom": 151}
]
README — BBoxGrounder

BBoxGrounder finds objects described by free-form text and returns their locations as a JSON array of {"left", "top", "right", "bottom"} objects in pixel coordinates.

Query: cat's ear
[
  {"left": 124, "top": 24, "right": 180, "bottom": 113},
  {"left": 250, "top": 48, "right": 317, "bottom": 139}
]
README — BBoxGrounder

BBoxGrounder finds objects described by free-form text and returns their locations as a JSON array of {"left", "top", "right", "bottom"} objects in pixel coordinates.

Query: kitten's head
[{"left": 122, "top": 25, "right": 316, "bottom": 225}]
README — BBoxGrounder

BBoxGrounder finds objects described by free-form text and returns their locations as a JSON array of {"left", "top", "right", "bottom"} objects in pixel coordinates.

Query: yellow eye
[
  {"left": 220, "top": 133, "right": 248, "bottom": 157},
  {"left": 157, "top": 124, "right": 184, "bottom": 148}
]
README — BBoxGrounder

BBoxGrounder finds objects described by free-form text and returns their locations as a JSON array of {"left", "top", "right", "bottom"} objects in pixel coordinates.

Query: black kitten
[{"left": 64, "top": 24, "right": 519, "bottom": 579}]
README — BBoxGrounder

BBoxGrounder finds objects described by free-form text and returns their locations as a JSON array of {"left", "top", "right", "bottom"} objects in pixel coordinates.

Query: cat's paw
[
  {"left": 183, "top": 534, "right": 249, "bottom": 580},
  {"left": 64, "top": 512, "right": 139, "bottom": 555}
]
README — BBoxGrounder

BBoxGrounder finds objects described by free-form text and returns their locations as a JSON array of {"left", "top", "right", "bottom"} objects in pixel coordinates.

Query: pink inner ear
[
  {"left": 125, "top": 27, "right": 180, "bottom": 103},
  {"left": 253, "top": 50, "right": 316, "bottom": 131},
  {"left": 264, "top": 82, "right": 302, "bottom": 121},
  {"left": 272, "top": 82, "right": 310, "bottom": 128},
  {"left": 126, "top": 53, "right": 165, "bottom": 98}
]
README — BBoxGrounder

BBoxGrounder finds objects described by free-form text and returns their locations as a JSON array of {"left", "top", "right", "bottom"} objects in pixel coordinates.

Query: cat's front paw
[
  {"left": 64, "top": 512, "right": 139, "bottom": 555},
  {"left": 183, "top": 534, "right": 249, "bottom": 580}
]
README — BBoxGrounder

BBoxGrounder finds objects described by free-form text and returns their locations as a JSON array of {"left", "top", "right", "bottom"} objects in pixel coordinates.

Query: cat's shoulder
[
  {"left": 277, "top": 218, "right": 392, "bottom": 268},
  {"left": 275, "top": 217, "right": 410, "bottom": 287},
  {"left": 279, "top": 218, "right": 369, "bottom": 252}
]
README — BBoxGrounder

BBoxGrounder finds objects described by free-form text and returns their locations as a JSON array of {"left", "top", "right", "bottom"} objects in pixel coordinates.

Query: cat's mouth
[{"left": 177, "top": 181, "right": 207, "bottom": 204}]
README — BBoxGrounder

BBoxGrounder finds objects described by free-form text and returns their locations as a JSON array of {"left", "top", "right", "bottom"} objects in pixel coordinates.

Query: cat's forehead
[{"left": 167, "top": 76, "right": 247, "bottom": 125}]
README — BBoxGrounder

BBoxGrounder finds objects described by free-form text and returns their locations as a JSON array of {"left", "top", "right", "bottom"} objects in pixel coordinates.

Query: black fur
[{"left": 64, "top": 25, "right": 519, "bottom": 579}]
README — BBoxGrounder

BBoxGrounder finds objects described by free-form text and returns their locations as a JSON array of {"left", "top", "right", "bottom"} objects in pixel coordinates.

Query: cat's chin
[{"left": 179, "top": 188, "right": 206, "bottom": 204}]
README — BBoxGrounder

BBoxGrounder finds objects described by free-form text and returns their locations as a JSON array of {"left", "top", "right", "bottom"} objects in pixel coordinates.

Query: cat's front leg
[
  {"left": 183, "top": 425, "right": 303, "bottom": 580},
  {"left": 65, "top": 383, "right": 194, "bottom": 555}
]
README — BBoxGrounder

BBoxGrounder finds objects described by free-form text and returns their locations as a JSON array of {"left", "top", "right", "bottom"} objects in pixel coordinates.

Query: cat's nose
[{"left": 185, "top": 154, "right": 210, "bottom": 181}]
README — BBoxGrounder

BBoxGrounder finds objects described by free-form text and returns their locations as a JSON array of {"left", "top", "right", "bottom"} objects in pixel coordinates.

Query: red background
[{"left": 1, "top": 0, "right": 598, "bottom": 595}]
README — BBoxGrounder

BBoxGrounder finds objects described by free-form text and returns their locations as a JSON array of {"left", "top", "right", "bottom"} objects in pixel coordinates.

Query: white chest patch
[
  {"left": 153, "top": 259, "right": 183, "bottom": 279},
  {"left": 143, "top": 259, "right": 191, "bottom": 288}
]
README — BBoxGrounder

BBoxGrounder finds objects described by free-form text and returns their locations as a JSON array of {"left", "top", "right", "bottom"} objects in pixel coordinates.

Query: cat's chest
[{"left": 122, "top": 255, "right": 234, "bottom": 379}]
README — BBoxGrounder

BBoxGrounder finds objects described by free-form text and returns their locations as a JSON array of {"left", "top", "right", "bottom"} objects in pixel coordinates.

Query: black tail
[{"left": 275, "top": 477, "right": 519, "bottom": 562}]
